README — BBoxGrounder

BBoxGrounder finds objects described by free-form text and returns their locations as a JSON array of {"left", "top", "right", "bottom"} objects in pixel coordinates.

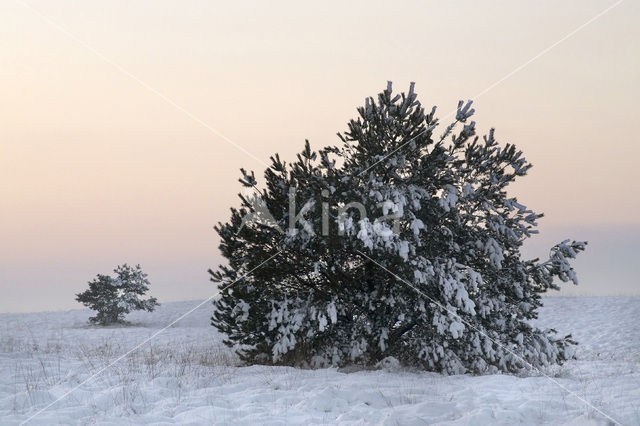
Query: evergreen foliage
[
  {"left": 76, "top": 264, "right": 159, "bottom": 325},
  {"left": 210, "top": 82, "right": 585, "bottom": 373}
]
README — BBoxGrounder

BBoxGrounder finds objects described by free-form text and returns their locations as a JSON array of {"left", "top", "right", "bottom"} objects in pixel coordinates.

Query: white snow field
[{"left": 1, "top": 297, "right": 638, "bottom": 425}]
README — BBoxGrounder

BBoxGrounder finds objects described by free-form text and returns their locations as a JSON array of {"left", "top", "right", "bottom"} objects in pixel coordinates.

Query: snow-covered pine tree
[
  {"left": 76, "top": 264, "right": 159, "bottom": 325},
  {"left": 211, "top": 82, "right": 585, "bottom": 373}
]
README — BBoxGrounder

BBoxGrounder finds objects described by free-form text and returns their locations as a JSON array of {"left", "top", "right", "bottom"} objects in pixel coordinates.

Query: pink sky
[{"left": 1, "top": 0, "right": 639, "bottom": 312}]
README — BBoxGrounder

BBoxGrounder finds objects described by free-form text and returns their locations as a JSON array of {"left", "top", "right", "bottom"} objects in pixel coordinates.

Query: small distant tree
[{"left": 76, "top": 264, "right": 159, "bottom": 325}]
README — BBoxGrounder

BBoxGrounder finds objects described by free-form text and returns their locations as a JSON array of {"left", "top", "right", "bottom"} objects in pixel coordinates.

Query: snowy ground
[{"left": 0, "top": 297, "right": 638, "bottom": 425}]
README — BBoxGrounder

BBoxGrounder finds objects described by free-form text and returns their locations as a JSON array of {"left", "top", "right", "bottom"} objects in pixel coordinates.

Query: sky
[{"left": 1, "top": 0, "right": 639, "bottom": 312}]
